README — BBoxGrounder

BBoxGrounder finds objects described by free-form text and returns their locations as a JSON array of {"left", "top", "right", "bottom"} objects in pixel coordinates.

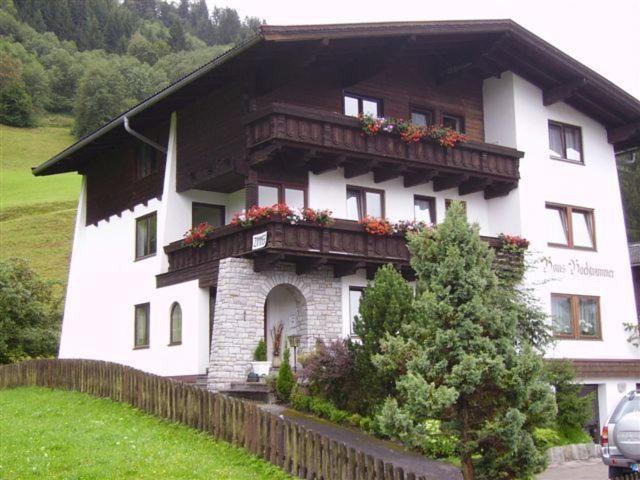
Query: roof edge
[{"left": 32, "top": 33, "right": 264, "bottom": 176}]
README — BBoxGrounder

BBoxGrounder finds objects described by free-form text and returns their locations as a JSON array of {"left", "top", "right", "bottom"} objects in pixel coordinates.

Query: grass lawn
[
  {"left": 0, "top": 117, "right": 78, "bottom": 284},
  {"left": 0, "top": 119, "right": 79, "bottom": 209},
  {"left": 0, "top": 387, "right": 292, "bottom": 480}
]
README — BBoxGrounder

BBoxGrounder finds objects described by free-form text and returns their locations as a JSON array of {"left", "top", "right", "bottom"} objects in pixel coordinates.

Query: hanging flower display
[
  {"left": 358, "top": 114, "right": 467, "bottom": 148},
  {"left": 359, "top": 216, "right": 393, "bottom": 236},
  {"left": 392, "top": 219, "right": 430, "bottom": 235},
  {"left": 499, "top": 234, "right": 530, "bottom": 249},
  {"left": 231, "top": 204, "right": 335, "bottom": 228},
  {"left": 182, "top": 222, "right": 215, "bottom": 248}
]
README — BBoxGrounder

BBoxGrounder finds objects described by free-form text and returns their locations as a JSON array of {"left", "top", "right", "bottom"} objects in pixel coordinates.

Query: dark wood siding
[
  {"left": 85, "top": 129, "right": 167, "bottom": 226},
  {"left": 176, "top": 84, "right": 246, "bottom": 192},
  {"left": 256, "top": 58, "right": 485, "bottom": 142}
]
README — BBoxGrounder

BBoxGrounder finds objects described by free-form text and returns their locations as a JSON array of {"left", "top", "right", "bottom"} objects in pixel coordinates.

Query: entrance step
[{"left": 221, "top": 382, "right": 275, "bottom": 403}]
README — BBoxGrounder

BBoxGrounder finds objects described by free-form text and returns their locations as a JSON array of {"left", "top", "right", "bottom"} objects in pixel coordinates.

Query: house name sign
[
  {"left": 542, "top": 257, "right": 614, "bottom": 279},
  {"left": 252, "top": 231, "right": 268, "bottom": 250}
]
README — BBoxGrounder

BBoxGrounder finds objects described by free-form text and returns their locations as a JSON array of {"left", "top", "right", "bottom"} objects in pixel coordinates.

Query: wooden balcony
[
  {"left": 244, "top": 103, "right": 524, "bottom": 198},
  {"left": 157, "top": 218, "right": 504, "bottom": 288}
]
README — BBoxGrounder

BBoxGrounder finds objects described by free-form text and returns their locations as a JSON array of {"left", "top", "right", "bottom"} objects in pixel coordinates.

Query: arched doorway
[{"left": 264, "top": 284, "right": 307, "bottom": 367}]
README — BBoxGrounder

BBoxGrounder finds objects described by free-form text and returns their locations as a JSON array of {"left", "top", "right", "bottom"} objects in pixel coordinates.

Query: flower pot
[{"left": 251, "top": 361, "right": 271, "bottom": 377}]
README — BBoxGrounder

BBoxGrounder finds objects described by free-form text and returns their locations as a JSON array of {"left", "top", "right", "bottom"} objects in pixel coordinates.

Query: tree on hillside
[
  {"left": 169, "top": 18, "right": 188, "bottom": 52},
  {"left": 73, "top": 63, "right": 130, "bottom": 137},
  {"left": 375, "top": 202, "right": 556, "bottom": 480},
  {"left": 127, "top": 31, "right": 158, "bottom": 65},
  {"left": 617, "top": 150, "right": 640, "bottom": 242},
  {"left": 212, "top": 7, "right": 241, "bottom": 44},
  {"left": 0, "top": 259, "right": 61, "bottom": 364},
  {"left": 124, "top": 0, "right": 157, "bottom": 20}
]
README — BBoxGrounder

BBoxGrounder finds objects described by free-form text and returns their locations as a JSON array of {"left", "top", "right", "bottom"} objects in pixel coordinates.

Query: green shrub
[
  {"left": 0, "top": 81, "right": 34, "bottom": 127},
  {"left": 253, "top": 339, "right": 266, "bottom": 361},
  {"left": 275, "top": 347, "right": 295, "bottom": 402},
  {"left": 0, "top": 258, "right": 61, "bottom": 363},
  {"left": 545, "top": 360, "right": 594, "bottom": 431},
  {"left": 533, "top": 428, "right": 562, "bottom": 449},
  {"left": 534, "top": 426, "right": 592, "bottom": 448},
  {"left": 557, "top": 426, "right": 593, "bottom": 445}
]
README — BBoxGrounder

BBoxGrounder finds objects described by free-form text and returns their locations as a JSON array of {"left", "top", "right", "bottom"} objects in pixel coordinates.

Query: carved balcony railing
[
  {"left": 157, "top": 218, "right": 510, "bottom": 288},
  {"left": 244, "top": 103, "right": 524, "bottom": 198},
  {"left": 158, "top": 218, "right": 412, "bottom": 288}
]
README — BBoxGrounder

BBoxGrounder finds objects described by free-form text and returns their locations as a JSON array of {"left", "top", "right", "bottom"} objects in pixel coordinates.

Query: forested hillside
[
  {"left": 0, "top": 0, "right": 259, "bottom": 136},
  {"left": 0, "top": 0, "right": 261, "bottom": 288}
]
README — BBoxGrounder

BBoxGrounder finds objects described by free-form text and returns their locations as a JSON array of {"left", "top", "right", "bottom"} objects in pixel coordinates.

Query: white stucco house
[{"left": 33, "top": 20, "right": 639, "bottom": 433}]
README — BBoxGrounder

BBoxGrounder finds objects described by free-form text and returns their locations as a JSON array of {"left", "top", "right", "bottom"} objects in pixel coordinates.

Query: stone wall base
[{"left": 547, "top": 443, "right": 602, "bottom": 465}]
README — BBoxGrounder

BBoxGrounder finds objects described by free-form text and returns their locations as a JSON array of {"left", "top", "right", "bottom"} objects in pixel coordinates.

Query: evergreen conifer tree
[{"left": 376, "top": 202, "right": 556, "bottom": 480}]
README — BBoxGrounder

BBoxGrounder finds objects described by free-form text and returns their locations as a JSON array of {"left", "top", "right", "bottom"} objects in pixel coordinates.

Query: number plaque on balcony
[{"left": 252, "top": 231, "right": 268, "bottom": 250}]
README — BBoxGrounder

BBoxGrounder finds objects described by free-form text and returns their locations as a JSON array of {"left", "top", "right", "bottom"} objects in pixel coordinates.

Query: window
[
  {"left": 445, "top": 199, "right": 467, "bottom": 215},
  {"left": 192, "top": 203, "right": 224, "bottom": 228},
  {"left": 348, "top": 287, "right": 364, "bottom": 336},
  {"left": 284, "top": 187, "right": 305, "bottom": 210},
  {"left": 414, "top": 196, "right": 436, "bottom": 224},
  {"left": 346, "top": 186, "right": 384, "bottom": 220},
  {"left": 410, "top": 108, "right": 433, "bottom": 127},
  {"left": 170, "top": 303, "right": 182, "bottom": 345},
  {"left": 442, "top": 114, "right": 464, "bottom": 132},
  {"left": 135, "top": 145, "right": 157, "bottom": 180},
  {"left": 551, "top": 294, "right": 601, "bottom": 340},
  {"left": 258, "top": 183, "right": 306, "bottom": 209},
  {"left": 548, "top": 121, "right": 583, "bottom": 163},
  {"left": 343, "top": 93, "right": 382, "bottom": 118},
  {"left": 546, "top": 204, "right": 595, "bottom": 250},
  {"left": 134, "top": 303, "right": 150, "bottom": 348},
  {"left": 135, "top": 212, "right": 157, "bottom": 260}
]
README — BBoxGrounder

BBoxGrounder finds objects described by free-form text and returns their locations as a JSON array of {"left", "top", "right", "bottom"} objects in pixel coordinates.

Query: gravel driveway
[{"left": 537, "top": 458, "right": 608, "bottom": 480}]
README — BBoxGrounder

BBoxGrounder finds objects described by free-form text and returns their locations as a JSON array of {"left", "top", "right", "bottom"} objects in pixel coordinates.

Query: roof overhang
[{"left": 34, "top": 19, "right": 640, "bottom": 176}]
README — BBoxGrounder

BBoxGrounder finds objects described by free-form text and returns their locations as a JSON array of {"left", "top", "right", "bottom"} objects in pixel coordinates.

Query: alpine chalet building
[{"left": 33, "top": 20, "right": 640, "bottom": 431}]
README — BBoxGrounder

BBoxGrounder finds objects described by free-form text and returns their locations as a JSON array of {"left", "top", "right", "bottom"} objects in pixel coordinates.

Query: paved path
[
  {"left": 261, "top": 404, "right": 462, "bottom": 479},
  {"left": 537, "top": 458, "right": 607, "bottom": 480}
]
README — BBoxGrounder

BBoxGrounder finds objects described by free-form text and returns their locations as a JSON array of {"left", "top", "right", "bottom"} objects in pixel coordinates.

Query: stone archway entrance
[
  {"left": 264, "top": 284, "right": 307, "bottom": 367},
  {"left": 208, "top": 258, "right": 343, "bottom": 391}
]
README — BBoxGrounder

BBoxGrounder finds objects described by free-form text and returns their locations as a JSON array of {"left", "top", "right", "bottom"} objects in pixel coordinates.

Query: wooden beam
[
  {"left": 459, "top": 177, "right": 492, "bottom": 196},
  {"left": 344, "top": 160, "right": 375, "bottom": 179},
  {"left": 543, "top": 78, "right": 587, "bottom": 106},
  {"left": 373, "top": 165, "right": 405, "bottom": 183},
  {"left": 483, "top": 181, "right": 517, "bottom": 199},
  {"left": 309, "top": 154, "right": 345, "bottom": 175},
  {"left": 253, "top": 253, "right": 284, "bottom": 273},
  {"left": 365, "top": 265, "right": 379, "bottom": 280},
  {"left": 607, "top": 122, "right": 640, "bottom": 144},
  {"left": 249, "top": 144, "right": 281, "bottom": 166},
  {"left": 295, "top": 257, "right": 327, "bottom": 275},
  {"left": 403, "top": 169, "right": 436, "bottom": 188},
  {"left": 333, "top": 261, "right": 365, "bottom": 278},
  {"left": 433, "top": 173, "right": 468, "bottom": 192}
]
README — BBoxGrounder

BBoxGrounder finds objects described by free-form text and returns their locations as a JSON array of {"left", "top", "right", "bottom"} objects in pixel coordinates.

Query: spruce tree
[
  {"left": 376, "top": 202, "right": 555, "bottom": 480},
  {"left": 352, "top": 264, "right": 413, "bottom": 413}
]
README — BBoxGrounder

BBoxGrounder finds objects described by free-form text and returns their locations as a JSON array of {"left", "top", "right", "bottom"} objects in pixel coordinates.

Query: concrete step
[{"left": 226, "top": 382, "right": 269, "bottom": 392}]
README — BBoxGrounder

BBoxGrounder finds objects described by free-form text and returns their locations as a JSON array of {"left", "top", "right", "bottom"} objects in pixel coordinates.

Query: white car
[{"left": 602, "top": 390, "right": 640, "bottom": 479}]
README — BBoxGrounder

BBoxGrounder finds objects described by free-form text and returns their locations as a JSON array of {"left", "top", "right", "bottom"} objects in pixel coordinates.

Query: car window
[{"left": 610, "top": 394, "right": 640, "bottom": 423}]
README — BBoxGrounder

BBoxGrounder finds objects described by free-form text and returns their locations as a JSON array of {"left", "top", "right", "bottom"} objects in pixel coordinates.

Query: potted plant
[{"left": 251, "top": 338, "right": 270, "bottom": 377}]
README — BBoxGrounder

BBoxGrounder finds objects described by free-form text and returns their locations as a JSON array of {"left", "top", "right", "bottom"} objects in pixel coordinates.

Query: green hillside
[{"left": 0, "top": 116, "right": 78, "bottom": 284}]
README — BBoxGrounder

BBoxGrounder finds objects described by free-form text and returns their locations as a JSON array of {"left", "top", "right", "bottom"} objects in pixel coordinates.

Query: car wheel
[{"left": 609, "top": 465, "right": 630, "bottom": 479}]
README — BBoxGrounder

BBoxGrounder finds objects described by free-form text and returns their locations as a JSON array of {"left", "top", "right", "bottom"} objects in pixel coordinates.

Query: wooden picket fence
[{"left": 0, "top": 359, "right": 431, "bottom": 480}]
